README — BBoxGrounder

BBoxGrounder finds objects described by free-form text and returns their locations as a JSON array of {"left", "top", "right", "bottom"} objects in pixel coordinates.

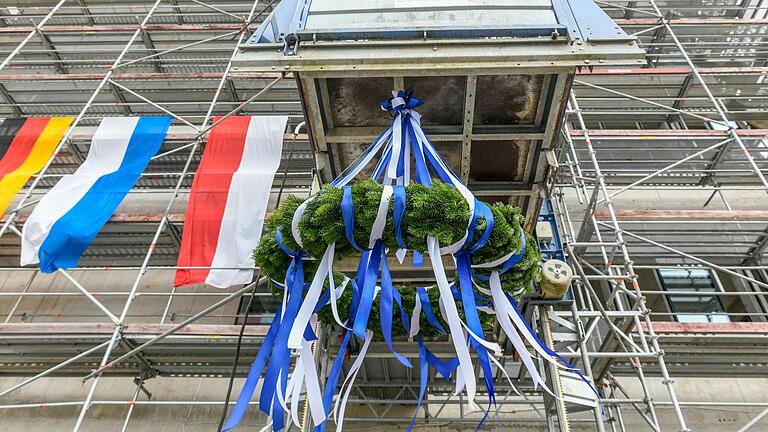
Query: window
[{"left": 657, "top": 268, "right": 730, "bottom": 323}]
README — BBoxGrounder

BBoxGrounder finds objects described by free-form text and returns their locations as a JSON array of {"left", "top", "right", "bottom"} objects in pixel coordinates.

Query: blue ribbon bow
[{"left": 381, "top": 88, "right": 424, "bottom": 112}]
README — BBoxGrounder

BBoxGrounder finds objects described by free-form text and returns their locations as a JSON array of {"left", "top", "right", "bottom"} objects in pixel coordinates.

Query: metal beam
[
  {"left": 33, "top": 25, "right": 67, "bottom": 74},
  {"left": 76, "top": 0, "right": 96, "bottom": 26},
  {"left": 139, "top": 27, "right": 166, "bottom": 74},
  {"left": 0, "top": 82, "right": 22, "bottom": 116}
]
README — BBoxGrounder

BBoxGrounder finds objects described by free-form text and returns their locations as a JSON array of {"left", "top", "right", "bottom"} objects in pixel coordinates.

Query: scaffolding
[{"left": 0, "top": 1, "right": 766, "bottom": 431}]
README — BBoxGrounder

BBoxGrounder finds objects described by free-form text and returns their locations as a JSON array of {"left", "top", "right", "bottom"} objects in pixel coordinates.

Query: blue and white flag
[{"left": 21, "top": 116, "right": 172, "bottom": 273}]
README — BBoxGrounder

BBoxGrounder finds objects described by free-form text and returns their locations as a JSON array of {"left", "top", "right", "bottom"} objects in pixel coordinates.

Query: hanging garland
[
  {"left": 224, "top": 89, "right": 596, "bottom": 432},
  {"left": 254, "top": 179, "right": 540, "bottom": 342},
  {"left": 254, "top": 179, "right": 541, "bottom": 298},
  {"left": 316, "top": 284, "right": 497, "bottom": 339}
]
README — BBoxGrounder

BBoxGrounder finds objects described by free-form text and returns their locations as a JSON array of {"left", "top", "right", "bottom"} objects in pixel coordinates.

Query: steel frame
[{"left": 0, "top": 1, "right": 768, "bottom": 432}]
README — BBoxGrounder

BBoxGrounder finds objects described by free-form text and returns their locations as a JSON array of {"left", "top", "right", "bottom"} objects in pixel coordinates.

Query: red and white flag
[{"left": 174, "top": 116, "right": 288, "bottom": 288}]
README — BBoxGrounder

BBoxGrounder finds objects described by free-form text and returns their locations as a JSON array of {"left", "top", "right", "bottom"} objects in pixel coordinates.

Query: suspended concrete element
[
  {"left": 224, "top": 90, "right": 599, "bottom": 431},
  {"left": 232, "top": 0, "right": 645, "bottom": 230}
]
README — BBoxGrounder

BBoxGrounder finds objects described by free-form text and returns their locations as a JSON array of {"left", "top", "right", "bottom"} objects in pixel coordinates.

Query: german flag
[{"left": 0, "top": 117, "right": 73, "bottom": 216}]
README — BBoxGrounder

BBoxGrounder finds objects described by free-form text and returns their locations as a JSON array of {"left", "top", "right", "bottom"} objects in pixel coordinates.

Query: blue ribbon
[
  {"left": 313, "top": 329, "right": 352, "bottom": 432},
  {"left": 408, "top": 337, "right": 429, "bottom": 432},
  {"left": 380, "top": 246, "right": 412, "bottom": 368},
  {"left": 372, "top": 145, "right": 392, "bottom": 182},
  {"left": 412, "top": 251, "right": 423, "bottom": 267},
  {"left": 468, "top": 201, "right": 494, "bottom": 254},
  {"left": 499, "top": 230, "right": 527, "bottom": 274},
  {"left": 397, "top": 115, "right": 406, "bottom": 178},
  {"left": 315, "top": 281, "right": 363, "bottom": 431},
  {"left": 393, "top": 185, "right": 407, "bottom": 249},
  {"left": 341, "top": 186, "right": 365, "bottom": 252},
  {"left": 392, "top": 287, "right": 411, "bottom": 334},
  {"left": 275, "top": 226, "right": 295, "bottom": 256},
  {"left": 405, "top": 117, "right": 432, "bottom": 186},
  {"left": 353, "top": 241, "right": 382, "bottom": 339},
  {"left": 460, "top": 198, "right": 483, "bottom": 252},
  {"left": 259, "top": 253, "right": 305, "bottom": 431},
  {"left": 416, "top": 287, "right": 446, "bottom": 334},
  {"left": 381, "top": 88, "right": 424, "bottom": 112},
  {"left": 408, "top": 336, "right": 459, "bottom": 431},
  {"left": 455, "top": 252, "right": 496, "bottom": 430},
  {"left": 408, "top": 118, "right": 458, "bottom": 185},
  {"left": 425, "top": 349, "right": 459, "bottom": 380},
  {"left": 351, "top": 258, "right": 367, "bottom": 315},
  {"left": 222, "top": 304, "right": 282, "bottom": 431}
]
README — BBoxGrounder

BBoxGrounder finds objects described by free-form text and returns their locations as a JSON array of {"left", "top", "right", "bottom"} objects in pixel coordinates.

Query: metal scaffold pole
[
  {"left": 1, "top": 1, "right": 768, "bottom": 430},
  {"left": 68, "top": 2, "right": 281, "bottom": 430},
  {"left": 567, "top": 91, "right": 690, "bottom": 432}
]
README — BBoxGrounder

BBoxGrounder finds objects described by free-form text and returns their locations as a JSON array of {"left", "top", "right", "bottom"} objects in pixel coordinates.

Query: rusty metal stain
[
  {"left": 327, "top": 77, "right": 393, "bottom": 127},
  {"left": 404, "top": 76, "right": 466, "bottom": 126},
  {"left": 469, "top": 139, "right": 531, "bottom": 183},
  {"left": 473, "top": 75, "right": 544, "bottom": 126}
]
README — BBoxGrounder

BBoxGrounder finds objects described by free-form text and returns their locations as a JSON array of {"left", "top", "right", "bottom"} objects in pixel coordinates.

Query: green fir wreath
[{"left": 254, "top": 179, "right": 542, "bottom": 337}]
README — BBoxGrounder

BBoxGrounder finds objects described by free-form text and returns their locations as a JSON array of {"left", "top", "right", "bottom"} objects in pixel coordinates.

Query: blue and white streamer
[{"left": 224, "top": 88, "right": 595, "bottom": 432}]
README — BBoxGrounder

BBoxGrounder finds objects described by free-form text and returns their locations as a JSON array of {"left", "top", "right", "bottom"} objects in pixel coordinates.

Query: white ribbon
[
  {"left": 301, "top": 317, "right": 326, "bottom": 426},
  {"left": 368, "top": 185, "right": 393, "bottom": 248},
  {"left": 288, "top": 244, "right": 334, "bottom": 349},
  {"left": 488, "top": 352, "right": 523, "bottom": 397},
  {"left": 473, "top": 248, "right": 519, "bottom": 269},
  {"left": 291, "top": 198, "right": 312, "bottom": 248},
  {"left": 281, "top": 315, "right": 326, "bottom": 428},
  {"left": 334, "top": 330, "right": 374, "bottom": 432},
  {"left": 402, "top": 125, "right": 411, "bottom": 186},
  {"left": 454, "top": 360, "right": 465, "bottom": 396},
  {"left": 335, "top": 129, "right": 393, "bottom": 187},
  {"left": 427, "top": 235, "right": 476, "bottom": 406},
  {"left": 459, "top": 319, "right": 502, "bottom": 357},
  {"left": 386, "top": 114, "right": 403, "bottom": 181},
  {"left": 395, "top": 248, "right": 407, "bottom": 264},
  {"left": 276, "top": 369, "right": 289, "bottom": 414},
  {"left": 289, "top": 362, "right": 303, "bottom": 426},
  {"left": 471, "top": 278, "right": 494, "bottom": 297},
  {"left": 328, "top": 276, "right": 350, "bottom": 330},
  {"left": 385, "top": 94, "right": 406, "bottom": 111},
  {"left": 437, "top": 291, "right": 447, "bottom": 324},
  {"left": 496, "top": 273, "right": 571, "bottom": 371},
  {"left": 409, "top": 291, "right": 422, "bottom": 338},
  {"left": 489, "top": 271, "right": 553, "bottom": 393}
]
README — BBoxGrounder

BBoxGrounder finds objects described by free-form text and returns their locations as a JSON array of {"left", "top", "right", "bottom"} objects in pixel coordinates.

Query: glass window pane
[{"left": 658, "top": 268, "right": 730, "bottom": 323}]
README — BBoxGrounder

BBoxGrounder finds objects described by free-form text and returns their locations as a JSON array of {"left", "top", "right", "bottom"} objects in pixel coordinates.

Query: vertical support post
[
  {"left": 540, "top": 306, "right": 571, "bottom": 432},
  {"left": 568, "top": 91, "right": 690, "bottom": 432},
  {"left": 569, "top": 301, "right": 606, "bottom": 432},
  {"left": 460, "top": 75, "right": 477, "bottom": 184},
  {"left": 119, "top": 372, "right": 148, "bottom": 432}
]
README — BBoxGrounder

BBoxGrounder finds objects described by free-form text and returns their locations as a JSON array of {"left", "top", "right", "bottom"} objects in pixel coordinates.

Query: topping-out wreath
[{"left": 224, "top": 90, "right": 593, "bottom": 432}]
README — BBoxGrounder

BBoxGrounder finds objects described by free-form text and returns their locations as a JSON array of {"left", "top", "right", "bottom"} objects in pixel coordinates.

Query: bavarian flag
[
  {"left": 21, "top": 116, "right": 172, "bottom": 273},
  {"left": 0, "top": 117, "right": 73, "bottom": 216}
]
